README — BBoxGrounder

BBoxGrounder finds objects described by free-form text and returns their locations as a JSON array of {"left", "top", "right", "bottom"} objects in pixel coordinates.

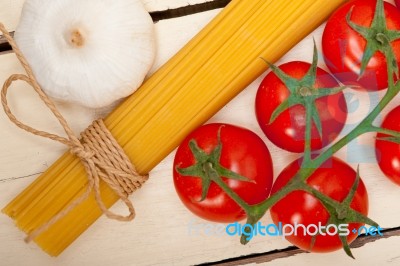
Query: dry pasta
[{"left": 3, "top": 0, "right": 347, "bottom": 256}]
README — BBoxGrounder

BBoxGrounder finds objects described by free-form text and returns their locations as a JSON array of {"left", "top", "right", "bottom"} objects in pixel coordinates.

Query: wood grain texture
[
  {"left": 203, "top": 227, "right": 400, "bottom": 265},
  {"left": 239, "top": 235, "right": 400, "bottom": 266},
  {"left": 0, "top": 0, "right": 226, "bottom": 33},
  {"left": 0, "top": 0, "right": 229, "bottom": 52},
  {"left": 1, "top": 0, "right": 400, "bottom": 265}
]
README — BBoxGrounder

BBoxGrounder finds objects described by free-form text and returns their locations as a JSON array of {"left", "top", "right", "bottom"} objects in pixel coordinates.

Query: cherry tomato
[
  {"left": 255, "top": 61, "right": 347, "bottom": 153},
  {"left": 270, "top": 157, "right": 369, "bottom": 253},
  {"left": 375, "top": 105, "right": 400, "bottom": 185},
  {"left": 173, "top": 123, "right": 273, "bottom": 223},
  {"left": 322, "top": 0, "right": 400, "bottom": 91}
]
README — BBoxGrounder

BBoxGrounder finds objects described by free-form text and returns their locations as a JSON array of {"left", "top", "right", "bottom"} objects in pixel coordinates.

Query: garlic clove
[{"left": 14, "top": 0, "right": 156, "bottom": 108}]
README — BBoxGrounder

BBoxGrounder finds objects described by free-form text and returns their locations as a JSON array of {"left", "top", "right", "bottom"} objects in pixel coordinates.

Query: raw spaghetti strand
[{"left": 0, "top": 23, "right": 148, "bottom": 242}]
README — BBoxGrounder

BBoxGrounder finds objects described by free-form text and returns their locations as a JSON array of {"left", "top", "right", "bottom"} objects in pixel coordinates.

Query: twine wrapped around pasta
[{"left": 0, "top": 23, "right": 148, "bottom": 242}]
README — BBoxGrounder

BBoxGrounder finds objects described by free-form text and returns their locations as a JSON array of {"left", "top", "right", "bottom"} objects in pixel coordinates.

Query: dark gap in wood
[
  {"left": 198, "top": 226, "right": 400, "bottom": 266},
  {"left": 150, "top": 0, "right": 231, "bottom": 22},
  {"left": 0, "top": 42, "right": 11, "bottom": 52},
  {"left": 0, "top": 172, "right": 43, "bottom": 183},
  {"left": 0, "top": 31, "right": 13, "bottom": 52},
  {"left": 198, "top": 246, "right": 302, "bottom": 266},
  {"left": 0, "top": 0, "right": 231, "bottom": 53}
]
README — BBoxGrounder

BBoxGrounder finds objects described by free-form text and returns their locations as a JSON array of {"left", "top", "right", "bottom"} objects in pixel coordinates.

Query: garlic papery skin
[{"left": 14, "top": 0, "right": 156, "bottom": 108}]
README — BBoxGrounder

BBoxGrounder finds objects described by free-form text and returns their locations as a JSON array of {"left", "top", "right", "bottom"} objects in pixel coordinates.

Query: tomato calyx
[
  {"left": 264, "top": 41, "right": 347, "bottom": 138},
  {"left": 379, "top": 136, "right": 400, "bottom": 144},
  {"left": 375, "top": 127, "right": 400, "bottom": 144},
  {"left": 346, "top": 0, "right": 400, "bottom": 81},
  {"left": 304, "top": 167, "right": 376, "bottom": 228},
  {"left": 176, "top": 127, "right": 254, "bottom": 202},
  {"left": 377, "top": 134, "right": 400, "bottom": 145},
  {"left": 303, "top": 167, "right": 378, "bottom": 258},
  {"left": 238, "top": 165, "right": 378, "bottom": 258}
]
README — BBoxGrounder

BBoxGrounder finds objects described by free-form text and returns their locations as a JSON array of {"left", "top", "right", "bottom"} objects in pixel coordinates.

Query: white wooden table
[{"left": 1, "top": 1, "right": 400, "bottom": 265}]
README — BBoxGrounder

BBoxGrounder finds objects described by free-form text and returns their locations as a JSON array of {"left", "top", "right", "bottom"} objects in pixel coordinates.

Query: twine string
[{"left": 0, "top": 24, "right": 148, "bottom": 242}]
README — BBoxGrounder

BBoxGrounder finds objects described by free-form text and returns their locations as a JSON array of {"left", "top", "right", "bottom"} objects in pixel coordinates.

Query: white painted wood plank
[
  {"left": 0, "top": 0, "right": 24, "bottom": 32},
  {"left": 1, "top": 2, "right": 400, "bottom": 266},
  {"left": 0, "top": 52, "right": 100, "bottom": 178},
  {"left": 264, "top": 236, "right": 400, "bottom": 265},
  {"left": 0, "top": 0, "right": 220, "bottom": 35}
]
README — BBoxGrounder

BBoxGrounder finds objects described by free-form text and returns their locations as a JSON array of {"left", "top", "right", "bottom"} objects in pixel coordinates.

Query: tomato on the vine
[
  {"left": 255, "top": 61, "right": 347, "bottom": 153},
  {"left": 173, "top": 123, "right": 273, "bottom": 223},
  {"left": 322, "top": 0, "right": 400, "bottom": 91},
  {"left": 375, "top": 105, "right": 400, "bottom": 185},
  {"left": 270, "top": 157, "right": 369, "bottom": 253}
]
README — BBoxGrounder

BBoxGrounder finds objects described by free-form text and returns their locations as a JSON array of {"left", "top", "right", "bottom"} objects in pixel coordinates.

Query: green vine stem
[
  {"left": 178, "top": 0, "right": 400, "bottom": 258},
  {"left": 237, "top": 0, "right": 400, "bottom": 251}
]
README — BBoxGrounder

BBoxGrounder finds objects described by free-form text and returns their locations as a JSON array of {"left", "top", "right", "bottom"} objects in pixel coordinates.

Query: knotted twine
[{"left": 0, "top": 24, "right": 149, "bottom": 242}]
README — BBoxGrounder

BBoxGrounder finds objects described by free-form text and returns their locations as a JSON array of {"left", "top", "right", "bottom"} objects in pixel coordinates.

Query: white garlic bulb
[{"left": 14, "top": 0, "right": 156, "bottom": 108}]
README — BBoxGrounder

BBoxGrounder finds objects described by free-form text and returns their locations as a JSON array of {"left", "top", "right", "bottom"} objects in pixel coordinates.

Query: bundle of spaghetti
[{"left": 2, "top": 0, "right": 347, "bottom": 256}]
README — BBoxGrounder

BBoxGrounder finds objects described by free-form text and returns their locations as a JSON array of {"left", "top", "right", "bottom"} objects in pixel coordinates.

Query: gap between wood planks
[
  {"left": 0, "top": 0, "right": 231, "bottom": 53},
  {"left": 199, "top": 227, "right": 400, "bottom": 266},
  {"left": 0, "top": 172, "right": 43, "bottom": 183}
]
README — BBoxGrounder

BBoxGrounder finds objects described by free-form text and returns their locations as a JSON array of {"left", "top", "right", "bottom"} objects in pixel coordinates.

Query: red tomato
[
  {"left": 255, "top": 61, "right": 347, "bottom": 153},
  {"left": 322, "top": 0, "right": 400, "bottom": 91},
  {"left": 375, "top": 105, "right": 400, "bottom": 185},
  {"left": 397, "top": 0, "right": 400, "bottom": 9},
  {"left": 173, "top": 123, "right": 273, "bottom": 222},
  {"left": 270, "top": 157, "right": 369, "bottom": 253}
]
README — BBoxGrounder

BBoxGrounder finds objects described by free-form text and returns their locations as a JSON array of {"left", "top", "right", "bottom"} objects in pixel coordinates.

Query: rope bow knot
[{"left": 0, "top": 23, "right": 148, "bottom": 242}]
